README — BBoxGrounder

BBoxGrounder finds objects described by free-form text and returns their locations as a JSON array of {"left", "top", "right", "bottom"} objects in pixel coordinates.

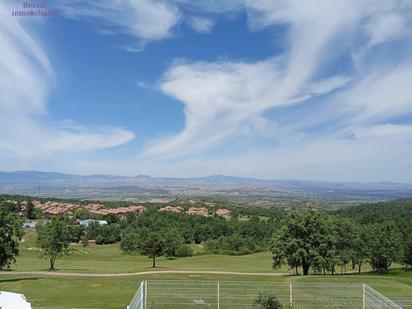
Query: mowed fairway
[
  {"left": 15, "top": 244, "right": 278, "bottom": 273},
  {"left": 13, "top": 229, "right": 281, "bottom": 274}
]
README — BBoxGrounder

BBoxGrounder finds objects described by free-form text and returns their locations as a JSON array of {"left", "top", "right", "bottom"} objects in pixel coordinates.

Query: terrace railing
[
  {"left": 127, "top": 281, "right": 146, "bottom": 309},
  {"left": 363, "top": 284, "right": 403, "bottom": 309},
  {"left": 126, "top": 280, "right": 403, "bottom": 309}
]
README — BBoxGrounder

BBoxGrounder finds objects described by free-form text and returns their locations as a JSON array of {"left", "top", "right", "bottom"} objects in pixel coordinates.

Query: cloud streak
[
  {"left": 55, "top": 0, "right": 181, "bottom": 49},
  {"left": 187, "top": 16, "right": 215, "bottom": 33},
  {"left": 0, "top": 2, "right": 134, "bottom": 159},
  {"left": 2, "top": 0, "right": 412, "bottom": 181},
  {"left": 139, "top": 0, "right": 412, "bottom": 161}
]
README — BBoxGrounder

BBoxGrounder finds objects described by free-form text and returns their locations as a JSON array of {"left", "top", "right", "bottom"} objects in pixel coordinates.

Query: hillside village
[{"left": 5, "top": 198, "right": 232, "bottom": 220}]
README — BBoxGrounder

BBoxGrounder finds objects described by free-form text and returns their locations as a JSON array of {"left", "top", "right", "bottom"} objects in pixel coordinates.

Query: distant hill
[{"left": 1, "top": 170, "right": 412, "bottom": 200}]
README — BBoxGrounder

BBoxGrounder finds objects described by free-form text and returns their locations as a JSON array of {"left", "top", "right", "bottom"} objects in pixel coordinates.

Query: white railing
[
  {"left": 127, "top": 281, "right": 146, "bottom": 309},
  {"left": 363, "top": 284, "right": 403, "bottom": 309},
  {"left": 391, "top": 297, "right": 412, "bottom": 308},
  {"left": 127, "top": 280, "right": 404, "bottom": 309}
]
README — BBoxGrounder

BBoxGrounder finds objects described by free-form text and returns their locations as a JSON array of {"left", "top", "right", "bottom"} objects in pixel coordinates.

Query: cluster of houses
[
  {"left": 33, "top": 201, "right": 146, "bottom": 218},
  {"left": 159, "top": 205, "right": 231, "bottom": 219},
  {"left": 31, "top": 199, "right": 232, "bottom": 220},
  {"left": 82, "top": 203, "right": 146, "bottom": 217},
  {"left": 7, "top": 198, "right": 231, "bottom": 221}
]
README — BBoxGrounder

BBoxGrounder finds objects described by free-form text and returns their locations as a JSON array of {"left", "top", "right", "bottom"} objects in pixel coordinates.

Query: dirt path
[{"left": 0, "top": 270, "right": 290, "bottom": 277}]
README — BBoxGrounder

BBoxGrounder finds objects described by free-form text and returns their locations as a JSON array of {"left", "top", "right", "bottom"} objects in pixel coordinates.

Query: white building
[
  {"left": 79, "top": 219, "right": 108, "bottom": 227},
  {"left": 0, "top": 291, "right": 32, "bottom": 309}
]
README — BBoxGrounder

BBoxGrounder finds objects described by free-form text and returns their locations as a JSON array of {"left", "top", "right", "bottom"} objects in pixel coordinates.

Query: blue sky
[{"left": 1, "top": 0, "right": 412, "bottom": 182}]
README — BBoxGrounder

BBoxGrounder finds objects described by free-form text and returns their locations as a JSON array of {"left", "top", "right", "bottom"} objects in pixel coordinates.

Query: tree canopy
[
  {"left": 0, "top": 204, "right": 24, "bottom": 270},
  {"left": 36, "top": 216, "right": 72, "bottom": 271},
  {"left": 271, "top": 208, "right": 405, "bottom": 275},
  {"left": 140, "top": 232, "right": 165, "bottom": 268}
]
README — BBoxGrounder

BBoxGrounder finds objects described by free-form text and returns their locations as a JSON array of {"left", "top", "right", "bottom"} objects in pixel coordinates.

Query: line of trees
[
  {"left": 1, "top": 196, "right": 411, "bottom": 273},
  {"left": 119, "top": 211, "right": 277, "bottom": 255},
  {"left": 271, "top": 209, "right": 409, "bottom": 275}
]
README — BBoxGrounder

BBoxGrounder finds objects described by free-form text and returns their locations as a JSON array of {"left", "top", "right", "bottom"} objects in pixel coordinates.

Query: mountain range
[{"left": 1, "top": 170, "right": 412, "bottom": 201}]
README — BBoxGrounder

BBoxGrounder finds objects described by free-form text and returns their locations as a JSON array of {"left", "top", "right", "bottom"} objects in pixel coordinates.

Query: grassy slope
[
  {"left": 15, "top": 229, "right": 282, "bottom": 273},
  {"left": 2, "top": 229, "right": 411, "bottom": 308},
  {"left": 14, "top": 229, "right": 382, "bottom": 274},
  {"left": 16, "top": 244, "right": 278, "bottom": 273},
  {"left": 1, "top": 271, "right": 411, "bottom": 309}
]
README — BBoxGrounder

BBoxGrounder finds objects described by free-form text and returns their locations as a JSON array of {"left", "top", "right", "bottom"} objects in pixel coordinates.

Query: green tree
[
  {"left": 351, "top": 224, "right": 368, "bottom": 273},
  {"left": 400, "top": 227, "right": 412, "bottom": 268},
  {"left": 402, "top": 239, "right": 412, "bottom": 268},
  {"left": 141, "top": 232, "right": 164, "bottom": 268},
  {"left": 86, "top": 222, "right": 121, "bottom": 244},
  {"left": 36, "top": 216, "right": 71, "bottom": 271},
  {"left": 225, "top": 234, "right": 245, "bottom": 252},
  {"left": 162, "top": 230, "right": 183, "bottom": 259},
  {"left": 104, "top": 213, "right": 118, "bottom": 224},
  {"left": 74, "top": 208, "right": 90, "bottom": 220},
  {"left": 0, "top": 206, "right": 24, "bottom": 270},
  {"left": 363, "top": 221, "right": 402, "bottom": 272},
  {"left": 334, "top": 218, "right": 356, "bottom": 274},
  {"left": 254, "top": 291, "right": 283, "bottom": 309},
  {"left": 81, "top": 235, "right": 89, "bottom": 251},
  {"left": 120, "top": 231, "right": 141, "bottom": 254},
  {"left": 25, "top": 200, "right": 36, "bottom": 219},
  {"left": 271, "top": 209, "right": 333, "bottom": 275}
]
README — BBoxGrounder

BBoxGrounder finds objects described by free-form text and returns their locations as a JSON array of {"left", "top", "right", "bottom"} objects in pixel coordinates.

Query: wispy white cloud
[
  {"left": 354, "top": 124, "right": 412, "bottom": 141},
  {"left": 55, "top": 0, "right": 181, "bottom": 47},
  {"left": 143, "top": 0, "right": 365, "bottom": 157},
  {"left": 137, "top": 0, "right": 412, "bottom": 183},
  {"left": 0, "top": 2, "right": 134, "bottom": 159},
  {"left": 365, "top": 13, "right": 407, "bottom": 47},
  {"left": 332, "top": 63, "right": 412, "bottom": 125},
  {"left": 187, "top": 16, "right": 215, "bottom": 33},
  {"left": 143, "top": 57, "right": 348, "bottom": 157},
  {"left": 3, "top": 0, "right": 412, "bottom": 181}
]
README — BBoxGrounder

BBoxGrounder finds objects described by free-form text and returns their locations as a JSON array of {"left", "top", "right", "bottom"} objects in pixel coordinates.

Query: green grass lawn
[
  {"left": 15, "top": 244, "right": 279, "bottom": 273},
  {"left": 1, "top": 271, "right": 411, "bottom": 309},
  {"left": 14, "top": 229, "right": 283, "bottom": 273},
  {"left": 13, "top": 229, "right": 379, "bottom": 274},
  {"left": 2, "top": 229, "right": 410, "bottom": 309}
]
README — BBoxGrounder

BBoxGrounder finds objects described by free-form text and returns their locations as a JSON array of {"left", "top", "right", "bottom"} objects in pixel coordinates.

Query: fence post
[
  {"left": 140, "top": 282, "right": 144, "bottom": 309},
  {"left": 144, "top": 281, "right": 148, "bottom": 309},
  {"left": 289, "top": 282, "right": 293, "bottom": 307},
  {"left": 217, "top": 281, "right": 220, "bottom": 309},
  {"left": 362, "top": 284, "right": 366, "bottom": 309}
]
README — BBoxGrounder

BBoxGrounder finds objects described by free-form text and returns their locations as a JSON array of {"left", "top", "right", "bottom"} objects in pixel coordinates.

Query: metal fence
[
  {"left": 126, "top": 280, "right": 404, "bottom": 309},
  {"left": 364, "top": 284, "right": 403, "bottom": 309},
  {"left": 127, "top": 281, "right": 146, "bottom": 309},
  {"left": 392, "top": 297, "right": 412, "bottom": 308}
]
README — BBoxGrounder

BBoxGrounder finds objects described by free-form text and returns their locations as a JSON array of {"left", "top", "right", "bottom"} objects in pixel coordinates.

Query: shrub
[
  {"left": 88, "top": 223, "right": 121, "bottom": 245},
  {"left": 254, "top": 291, "right": 282, "bottom": 309},
  {"left": 175, "top": 244, "right": 193, "bottom": 257}
]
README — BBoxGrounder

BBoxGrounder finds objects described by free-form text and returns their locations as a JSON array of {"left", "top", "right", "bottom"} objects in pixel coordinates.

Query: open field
[
  {"left": 13, "top": 229, "right": 286, "bottom": 274},
  {"left": 15, "top": 244, "right": 281, "bottom": 274},
  {"left": 1, "top": 271, "right": 412, "bottom": 309},
  {"left": 2, "top": 229, "right": 411, "bottom": 308},
  {"left": 13, "top": 229, "right": 394, "bottom": 274}
]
